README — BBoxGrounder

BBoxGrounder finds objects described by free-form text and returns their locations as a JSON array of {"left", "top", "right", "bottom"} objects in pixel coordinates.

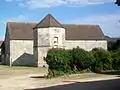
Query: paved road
[{"left": 26, "top": 78, "right": 120, "bottom": 90}]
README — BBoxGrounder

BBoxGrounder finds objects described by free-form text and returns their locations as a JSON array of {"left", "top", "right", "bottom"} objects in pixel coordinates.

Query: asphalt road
[{"left": 26, "top": 78, "right": 120, "bottom": 90}]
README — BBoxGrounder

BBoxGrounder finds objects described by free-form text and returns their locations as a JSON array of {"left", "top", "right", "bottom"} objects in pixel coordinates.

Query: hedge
[
  {"left": 45, "top": 48, "right": 72, "bottom": 78},
  {"left": 45, "top": 47, "right": 120, "bottom": 78},
  {"left": 72, "top": 47, "right": 95, "bottom": 71},
  {"left": 112, "top": 50, "right": 120, "bottom": 70},
  {"left": 91, "top": 48, "right": 113, "bottom": 72}
]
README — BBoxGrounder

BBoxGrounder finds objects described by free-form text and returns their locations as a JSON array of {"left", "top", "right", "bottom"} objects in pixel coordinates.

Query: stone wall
[
  {"left": 35, "top": 28, "right": 50, "bottom": 67},
  {"left": 33, "top": 29, "right": 38, "bottom": 66},
  {"left": 37, "top": 47, "right": 49, "bottom": 67},
  {"left": 35, "top": 27, "right": 65, "bottom": 67},
  {"left": 0, "top": 48, "right": 1, "bottom": 62},
  {"left": 0, "top": 48, "right": 1, "bottom": 55},
  {"left": 4, "top": 29, "right": 10, "bottom": 65},
  {"left": 10, "top": 40, "right": 34, "bottom": 66},
  {"left": 65, "top": 40, "right": 107, "bottom": 51},
  {"left": 49, "top": 27, "right": 65, "bottom": 48}
]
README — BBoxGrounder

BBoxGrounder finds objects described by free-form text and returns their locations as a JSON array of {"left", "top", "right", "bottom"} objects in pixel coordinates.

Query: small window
[{"left": 54, "top": 37, "right": 58, "bottom": 43}]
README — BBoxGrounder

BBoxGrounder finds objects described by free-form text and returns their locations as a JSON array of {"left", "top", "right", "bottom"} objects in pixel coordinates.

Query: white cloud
[
  {"left": 19, "top": 0, "right": 66, "bottom": 8},
  {"left": 68, "top": 12, "right": 120, "bottom": 37},
  {"left": 5, "top": 0, "right": 115, "bottom": 8}
]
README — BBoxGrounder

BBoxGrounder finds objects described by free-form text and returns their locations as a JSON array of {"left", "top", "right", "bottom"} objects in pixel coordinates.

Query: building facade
[
  {"left": 0, "top": 41, "right": 3, "bottom": 63},
  {"left": 3, "top": 14, "right": 107, "bottom": 67}
]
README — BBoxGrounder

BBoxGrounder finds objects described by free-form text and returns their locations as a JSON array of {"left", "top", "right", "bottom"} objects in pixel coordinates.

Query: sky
[{"left": 0, "top": 0, "right": 120, "bottom": 40}]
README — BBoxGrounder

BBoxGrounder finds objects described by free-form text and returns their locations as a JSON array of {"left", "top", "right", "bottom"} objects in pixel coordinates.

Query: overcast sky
[{"left": 0, "top": 0, "right": 120, "bottom": 40}]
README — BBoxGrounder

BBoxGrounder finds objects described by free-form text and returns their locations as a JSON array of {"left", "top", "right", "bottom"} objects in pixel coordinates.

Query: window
[{"left": 54, "top": 37, "right": 58, "bottom": 43}]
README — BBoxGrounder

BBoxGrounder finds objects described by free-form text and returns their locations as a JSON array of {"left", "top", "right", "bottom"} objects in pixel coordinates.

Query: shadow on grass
[
  {"left": 30, "top": 76, "right": 46, "bottom": 79},
  {"left": 25, "top": 79, "right": 120, "bottom": 90}
]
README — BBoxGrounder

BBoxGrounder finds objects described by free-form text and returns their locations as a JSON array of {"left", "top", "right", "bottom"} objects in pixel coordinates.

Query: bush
[
  {"left": 72, "top": 47, "right": 95, "bottom": 71},
  {"left": 108, "top": 40, "right": 120, "bottom": 51},
  {"left": 112, "top": 50, "right": 120, "bottom": 70},
  {"left": 91, "top": 48, "right": 113, "bottom": 71},
  {"left": 45, "top": 48, "right": 72, "bottom": 77},
  {"left": 45, "top": 47, "right": 120, "bottom": 78}
]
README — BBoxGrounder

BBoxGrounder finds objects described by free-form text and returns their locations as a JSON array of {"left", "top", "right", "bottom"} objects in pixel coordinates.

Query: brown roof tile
[
  {"left": 63, "top": 24, "right": 105, "bottom": 40},
  {"left": 7, "top": 22, "right": 36, "bottom": 40},
  {"left": 0, "top": 41, "right": 3, "bottom": 47},
  {"left": 6, "top": 18, "right": 105, "bottom": 40},
  {"left": 34, "top": 14, "right": 63, "bottom": 28}
]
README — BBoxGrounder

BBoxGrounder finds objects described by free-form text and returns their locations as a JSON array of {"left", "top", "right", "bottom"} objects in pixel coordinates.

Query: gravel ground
[{"left": 0, "top": 65, "right": 119, "bottom": 90}]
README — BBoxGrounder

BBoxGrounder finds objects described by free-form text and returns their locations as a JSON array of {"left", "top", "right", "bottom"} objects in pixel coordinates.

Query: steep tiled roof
[
  {"left": 0, "top": 41, "right": 3, "bottom": 47},
  {"left": 6, "top": 14, "right": 105, "bottom": 40},
  {"left": 64, "top": 24, "right": 105, "bottom": 40},
  {"left": 34, "top": 14, "right": 63, "bottom": 28},
  {"left": 7, "top": 22, "right": 105, "bottom": 40},
  {"left": 7, "top": 22, "right": 36, "bottom": 40}
]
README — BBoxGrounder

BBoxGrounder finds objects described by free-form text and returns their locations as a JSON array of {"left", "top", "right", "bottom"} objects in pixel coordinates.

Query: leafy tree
[
  {"left": 108, "top": 40, "right": 120, "bottom": 51},
  {"left": 91, "top": 48, "right": 113, "bottom": 71},
  {"left": 112, "top": 50, "right": 120, "bottom": 70},
  {"left": 45, "top": 48, "right": 72, "bottom": 77},
  {"left": 112, "top": 40, "right": 120, "bottom": 50},
  {"left": 72, "top": 47, "right": 95, "bottom": 70},
  {"left": 115, "top": 0, "right": 120, "bottom": 6}
]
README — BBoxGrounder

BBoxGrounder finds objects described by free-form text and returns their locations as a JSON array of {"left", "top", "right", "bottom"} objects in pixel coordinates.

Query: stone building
[
  {"left": 3, "top": 14, "right": 107, "bottom": 67},
  {"left": 0, "top": 41, "right": 3, "bottom": 54},
  {"left": 0, "top": 41, "right": 3, "bottom": 63}
]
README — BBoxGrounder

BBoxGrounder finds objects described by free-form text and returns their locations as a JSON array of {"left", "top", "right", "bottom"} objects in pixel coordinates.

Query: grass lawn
[
  {"left": 0, "top": 65, "right": 120, "bottom": 90},
  {"left": 0, "top": 65, "right": 48, "bottom": 79},
  {"left": 0, "top": 65, "right": 47, "bottom": 71}
]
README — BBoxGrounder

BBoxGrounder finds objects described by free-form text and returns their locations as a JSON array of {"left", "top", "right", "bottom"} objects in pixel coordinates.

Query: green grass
[
  {"left": 101, "top": 70, "right": 120, "bottom": 75},
  {"left": 0, "top": 65, "right": 48, "bottom": 79},
  {"left": 0, "top": 65, "right": 48, "bottom": 73}
]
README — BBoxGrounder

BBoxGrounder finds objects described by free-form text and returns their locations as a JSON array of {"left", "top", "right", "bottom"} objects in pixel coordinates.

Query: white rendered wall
[
  {"left": 10, "top": 40, "right": 34, "bottom": 66},
  {"left": 65, "top": 40, "right": 107, "bottom": 51},
  {"left": 36, "top": 27, "right": 65, "bottom": 67},
  {"left": 37, "top": 28, "right": 50, "bottom": 67},
  {"left": 49, "top": 27, "right": 65, "bottom": 48}
]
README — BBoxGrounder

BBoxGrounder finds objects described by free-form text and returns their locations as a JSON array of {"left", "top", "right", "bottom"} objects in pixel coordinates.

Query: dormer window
[{"left": 54, "top": 37, "right": 58, "bottom": 43}]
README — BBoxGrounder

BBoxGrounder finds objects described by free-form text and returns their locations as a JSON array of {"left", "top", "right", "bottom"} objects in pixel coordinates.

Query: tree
[
  {"left": 109, "top": 40, "right": 120, "bottom": 51},
  {"left": 115, "top": 0, "right": 120, "bottom": 6},
  {"left": 91, "top": 48, "right": 113, "bottom": 71},
  {"left": 72, "top": 47, "right": 95, "bottom": 70}
]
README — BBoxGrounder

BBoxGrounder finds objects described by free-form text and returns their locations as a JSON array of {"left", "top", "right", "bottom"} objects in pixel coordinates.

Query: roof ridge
[{"left": 34, "top": 14, "right": 63, "bottom": 28}]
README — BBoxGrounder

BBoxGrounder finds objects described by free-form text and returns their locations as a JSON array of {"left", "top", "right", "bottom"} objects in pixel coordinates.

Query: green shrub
[
  {"left": 45, "top": 48, "right": 72, "bottom": 77},
  {"left": 112, "top": 50, "right": 120, "bottom": 70},
  {"left": 45, "top": 47, "right": 120, "bottom": 78},
  {"left": 72, "top": 47, "right": 95, "bottom": 71},
  {"left": 108, "top": 40, "right": 120, "bottom": 51},
  {"left": 91, "top": 48, "right": 113, "bottom": 71}
]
